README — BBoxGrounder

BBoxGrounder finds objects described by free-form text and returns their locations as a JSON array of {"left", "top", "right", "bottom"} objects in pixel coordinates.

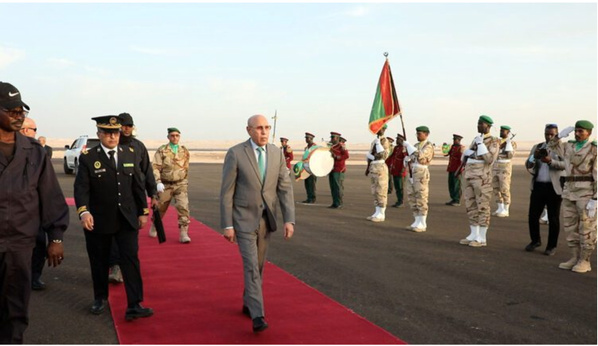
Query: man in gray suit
[{"left": 220, "top": 114, "right": 295, "bottom": 333}]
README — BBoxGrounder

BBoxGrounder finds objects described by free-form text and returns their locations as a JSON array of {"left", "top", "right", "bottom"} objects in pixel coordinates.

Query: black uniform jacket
[
  {"left": 0, "top": 133, "right": 69, "bottom": 250},
  {"left": 120, "top": 136, "right": 157, "bottom": 198},
  {"left": 74, "top": 145, "right": 149, "bottom": 234}
]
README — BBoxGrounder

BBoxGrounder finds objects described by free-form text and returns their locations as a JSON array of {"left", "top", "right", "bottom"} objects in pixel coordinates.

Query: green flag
[{"left": 369, "top": 58, "right": 401, "bottom": 134}]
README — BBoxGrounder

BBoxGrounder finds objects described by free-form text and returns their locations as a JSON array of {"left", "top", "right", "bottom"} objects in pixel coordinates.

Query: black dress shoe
[
  {"left": 252, "top": 316, "right": 268, "bottom": 333},
  {"left": 90, "top": 299, "right": 105, "bottom": 315},
  {"left": 544, "top": 248, "right": 556, "bottom": 256},
  {"left": 242, "top": 305, "right": 250, "bottom": 317},
  {"left": 328, "top": 204, "right": 342, "bottom": 209},
  {"left": 525, "top": 241, "right": 542, "bottom": 252},
  {"left": 125, "top": 304, "right": 154, "bottom": 321},
  {"left": 32, "top": 278, "right": 46, "bottom": 291}
]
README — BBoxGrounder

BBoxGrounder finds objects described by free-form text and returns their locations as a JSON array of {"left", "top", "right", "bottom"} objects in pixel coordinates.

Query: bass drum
[{"left": 303, "top": 146, "right": 334, "bottom": 177}]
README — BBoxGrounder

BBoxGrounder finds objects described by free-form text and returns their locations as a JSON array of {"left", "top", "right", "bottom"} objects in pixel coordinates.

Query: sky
[{"left": 0, "top": 2, "right": 596, "bottom": 145}]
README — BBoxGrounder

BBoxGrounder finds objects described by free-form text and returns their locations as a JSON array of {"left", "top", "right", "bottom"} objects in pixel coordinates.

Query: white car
[{"left": 63, "top": 135, "right": 100, "bottom": 174}]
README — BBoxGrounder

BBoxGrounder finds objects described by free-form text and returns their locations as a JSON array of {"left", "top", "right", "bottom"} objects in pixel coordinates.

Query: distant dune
[{"left": 48, "top": 137, "right": 536, "bottom": 165}]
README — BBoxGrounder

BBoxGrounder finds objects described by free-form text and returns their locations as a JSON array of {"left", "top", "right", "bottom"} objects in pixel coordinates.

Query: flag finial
[{"left": 383, "top": 52, "right": 388, "bottom": 57}]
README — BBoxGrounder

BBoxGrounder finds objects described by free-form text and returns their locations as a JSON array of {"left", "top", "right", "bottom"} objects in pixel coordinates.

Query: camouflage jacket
[
  {"left": 548, "top": 138, "right": 597, "bottom": 200},
  {"left": 152, "top": 143, "right": 190, "bottom": 183}
]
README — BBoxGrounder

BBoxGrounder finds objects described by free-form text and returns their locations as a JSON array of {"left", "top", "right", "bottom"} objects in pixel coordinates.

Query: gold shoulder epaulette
[{"left": 81, "top": 149, "right": 89, "bottom": 155}]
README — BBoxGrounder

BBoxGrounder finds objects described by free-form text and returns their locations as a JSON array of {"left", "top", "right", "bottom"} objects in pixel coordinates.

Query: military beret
[
  {"left": 478, "top": 115, "right": 493, "bottom": 125},
  {"left": 168, "top": 127, "right": 181, "bottom": 134},
  {"left": 92, "top": 115, "right": 121, "bottom": 132},
  {"left": 382, "top": 124, "right": 388, "bottom": 130},
  {"left": 280, "top": 137, "right": 288, "bottom": 141},
  {"left": 575, "top": 120, "right": 594, "bottom": 130},
  {"left": 305, "top": 132, "right": 315, "bottom": 138},
  {"left": 330, "top": 131, "right": 341, "bottom": 137},
  {"left": 452, "top": 134, "right": 463, "bottom": 139},
  {"left": 416, "top": 126, "right": 430, "bottom": 133},
  {"left": 500, "top": 125, "right": 511, "bottom": 131}
]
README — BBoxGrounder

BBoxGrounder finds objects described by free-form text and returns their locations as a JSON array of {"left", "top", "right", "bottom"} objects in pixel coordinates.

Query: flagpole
[{"left": 271, "top": 110, "right": 278, "bottom": 143}]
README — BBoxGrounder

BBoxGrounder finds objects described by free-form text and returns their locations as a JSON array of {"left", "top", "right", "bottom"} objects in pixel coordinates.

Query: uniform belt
[
  {"left": 496, "top": 159, "right": 511, "bottom": 163},
  {"left": 466, "top": 159, "right": 485, "bottom": 164},
  {"left": 563, "top": 176, "right": 594, "bottom": 182},
  {"left": 162, "top": 179, "right": 183, "bottom": 184},
  {"left": 370, "top": 159, "right": 385, "bottom": 164}
]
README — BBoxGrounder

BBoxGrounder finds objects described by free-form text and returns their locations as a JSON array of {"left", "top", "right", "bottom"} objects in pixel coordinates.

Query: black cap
[
  {"left": 119, "top": 112, "right": 134, "bottom": 126},
  {"left": 0, "top": 82, "right": 30, "bottom": 111},
  {"left": 92, "top": 115, "right": 122, "bottom": 132}
]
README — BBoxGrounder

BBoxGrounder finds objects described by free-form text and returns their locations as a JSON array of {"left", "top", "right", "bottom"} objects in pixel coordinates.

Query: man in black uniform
[
  {"left": 0, "top": 82, "right": 69, "bottom": 343},
  {"left": 107, "top": 112, "right": 158, "bottom": 284},
  {"left": 74, "top": 115, "right": 153, "bottom": 321}
]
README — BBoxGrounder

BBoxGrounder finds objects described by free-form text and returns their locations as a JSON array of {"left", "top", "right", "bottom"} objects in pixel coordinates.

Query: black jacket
[
  {"left": 74, "top": 145, "right": 148, "bottom": 233},
  {"left": 0, "top": 133, "right": 69, "bottom": 249},
  {"left": 119, "top": 136, "right": 157, "bottom": 198}
]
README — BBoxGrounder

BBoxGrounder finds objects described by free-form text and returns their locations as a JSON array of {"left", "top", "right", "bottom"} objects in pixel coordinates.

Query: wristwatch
[{"left": 52, "top": 239, "right": 63, "bottom": 244}]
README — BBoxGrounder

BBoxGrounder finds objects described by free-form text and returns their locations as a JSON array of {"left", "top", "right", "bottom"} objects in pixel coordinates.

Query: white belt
[
  {"left": 467, "top": 159, "right": 485, "bottom": 164},
  {"left": 497, "top": 159, "right": 511, "bottom": 163},
  {"left": 370, "top": 159, "right": 385, "bottom": 164},
  {"left": 411, "top": 163, "right": 429, "bottom": 169}
]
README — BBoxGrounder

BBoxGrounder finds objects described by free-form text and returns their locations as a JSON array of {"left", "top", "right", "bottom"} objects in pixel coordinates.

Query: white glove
[
  {"left": 559, "top": 126, "right": 575, "bottom": 139},
  {"left": 366, "top": 153, "right": 375, "bottom": 161},
  {"left": 528, "top": 154, "right": 535, "bottom": 163},
  {"left": 403, "top": 156, "right": 411, "bottom": 166},
  {"left": 587, "top": 199, "right": 597, "bottom": 218},
  {"left": 403, "top": 140, "right": 417, "bottom": 155},
  {"left": 157, "top": 182, "right": 165, "bottom": 193},
  {"left": 474, "top": 135, "right": 484, "bottom": 145},
  {"left": 476, "top": 143, "right": 488, "bottom": 156},
  {"left": 504, "top": 139, "right": 513, "bottom": 152},
  {"left": 463, "top": 149, "right": 474, "bottom": 157}
]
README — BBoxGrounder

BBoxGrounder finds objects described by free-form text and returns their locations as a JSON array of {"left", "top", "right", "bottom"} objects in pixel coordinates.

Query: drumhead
[{"left": 304, "top": 147, "right": 334, "bottom": 177}]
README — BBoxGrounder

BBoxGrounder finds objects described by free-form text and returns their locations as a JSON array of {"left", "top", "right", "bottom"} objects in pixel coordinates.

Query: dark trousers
[
  {"left": 0, "top": 248, "right": 33, "bottom": 344},
  {"left": 448, "top": 171, "right": 461, "bottom": 203},
  {"left": 304, "top": 175, "right": 317, "bottom": 202},
  {"left": 108, "top": 241, "right": 120, "bottom": 267},
  {"left": 84, "top": 222, "right": 143, "bottom": 307},
  {"left": 528, "top": 181, "right": 562, "bottom": 250},
  {"left": 31, "top": 228, "right": 47, "bottom": 281},
  {"left": 393, "top": 175, "right": 404, "bottom": 205},
  {"left": 329, "top": 172, "right": 344, "bottom": 206}
]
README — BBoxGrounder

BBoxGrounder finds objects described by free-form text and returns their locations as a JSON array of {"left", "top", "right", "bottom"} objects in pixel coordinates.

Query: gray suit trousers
[{"left": 236, "top": 216, "right": 270, "bottom": 319}]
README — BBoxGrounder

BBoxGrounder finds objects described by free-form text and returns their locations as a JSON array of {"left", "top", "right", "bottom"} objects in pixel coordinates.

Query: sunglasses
[
  {"left": 24, "top": 127, "right": 37, "bottom": 132},
  {"left": 1, "top": 108, "right": 29, "bottom": 118}
]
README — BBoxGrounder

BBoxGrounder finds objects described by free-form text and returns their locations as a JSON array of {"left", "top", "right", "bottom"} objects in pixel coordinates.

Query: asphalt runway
[{"left": 27, "top": 160, "right": 596, "bottom": 344}]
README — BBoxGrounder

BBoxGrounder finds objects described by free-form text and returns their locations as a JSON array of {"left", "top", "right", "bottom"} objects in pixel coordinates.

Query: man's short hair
[{"left": 545, "top": 123, "right": 558, "bottom": 131}]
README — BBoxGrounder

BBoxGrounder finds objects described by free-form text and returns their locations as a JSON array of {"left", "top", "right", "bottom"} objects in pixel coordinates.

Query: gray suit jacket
[
  {"left": 527, "top": 142, "right": 565, "bottom": 195},
  {"left": 220, "top": 139, "right": 295, "bottom": 233}
]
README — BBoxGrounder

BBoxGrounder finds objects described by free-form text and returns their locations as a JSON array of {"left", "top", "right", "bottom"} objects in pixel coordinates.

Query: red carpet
[{"left": 66, "top": 197, "right": 403, "bottom": 344}]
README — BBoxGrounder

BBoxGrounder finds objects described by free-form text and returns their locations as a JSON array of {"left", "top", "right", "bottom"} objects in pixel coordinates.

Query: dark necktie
[{"left": 108, "top": 150, "right": 116, "bottom": 169}]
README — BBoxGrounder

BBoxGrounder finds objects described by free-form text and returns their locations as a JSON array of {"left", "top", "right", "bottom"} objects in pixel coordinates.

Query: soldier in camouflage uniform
[
  {"left": 492, "top": 125, "right": 517, "bottom": 217},
  {"left": 366, "top": 124, "right": 391, "bottom": 222},
  {"left": 403, "top": 126, "right": 434, "bottom": 232},
  {"left": 548, "top": 120, "right": 597, "bottom": 273},
  {"left": 151, "top": 127, "right": 192, "bottom": 243},
  {"left": 459, "top": 115, "right": 500, "bottom": 247}
]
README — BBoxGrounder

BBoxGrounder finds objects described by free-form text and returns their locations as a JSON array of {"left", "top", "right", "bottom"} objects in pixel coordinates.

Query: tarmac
[{"left": 26, "top": 159, "right": 596, "bottom": 344}]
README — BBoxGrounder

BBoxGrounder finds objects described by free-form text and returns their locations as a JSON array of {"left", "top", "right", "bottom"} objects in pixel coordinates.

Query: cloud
[
  {"left": 343, "top": 6, "right": 369, "bottom": 17},
  {"left": 0, "top": 46, "right": 24, "bottom": 69},
  {"left": 48, "top": 58, "right": 76, "bottom": 69}
]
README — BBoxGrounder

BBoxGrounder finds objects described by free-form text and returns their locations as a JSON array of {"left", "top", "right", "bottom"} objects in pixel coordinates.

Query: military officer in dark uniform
[
  {"left": 74, "top": 115, "right": 153, "bottom": 321},
  {"left": 303, "top": 132, "right": 318, "bottom": 203}
]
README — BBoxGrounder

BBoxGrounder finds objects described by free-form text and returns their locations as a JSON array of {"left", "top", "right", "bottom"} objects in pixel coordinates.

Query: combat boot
[
  {"left": 572, "top": 249, "right": 593, "bottom": 273},
  {"left": 407, "top": 214, "right": 418, "bottom": 230},
  {"left": 460, "top": 225, "right": 479, "bottom": 245},
  {"left": 371, "top": 207, "right": 385, "bottom": 222},
  {"left": 492, "top": 203, "right": 504, "bottom": 216},
  {"left": 367, "top": 207, "right": 380, "bottom": 221},
  {"left": 412, "top": 215, "right": 426, "bottom": 232},
  {"left": 469, "top": 226, "right": 488, "bottom": 247},
  {"left": 179, "top": 225, "right": 191, "bottom": 243},
  {"left": 149, "top": 225, "right": 157, "bottom": 238},
  {"left": 558, "top": 247, "right": 580, "bottom": 270},
  {"left": 496, "top": 204, "right": 510, "bottom": 218}
]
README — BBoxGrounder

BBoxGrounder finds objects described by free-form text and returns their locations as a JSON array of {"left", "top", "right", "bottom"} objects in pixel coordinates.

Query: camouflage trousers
[
  {"left": 562, "top": 198, "right": 597, "bottom": 251},
  {"left": 157, "top": 180, "right": 190, "bottom": 227},
  {"left": 405, "top": 166, "right": 430, "bottom": 216},
  {"left": 368, "top": 162, "right": 388, "bottom": 207},
  {"left": 463, "top": 164, "right": 493, "bottom": 227},
  {"left": 492, "top": 162, "right": 512, "bottom": 205}
]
